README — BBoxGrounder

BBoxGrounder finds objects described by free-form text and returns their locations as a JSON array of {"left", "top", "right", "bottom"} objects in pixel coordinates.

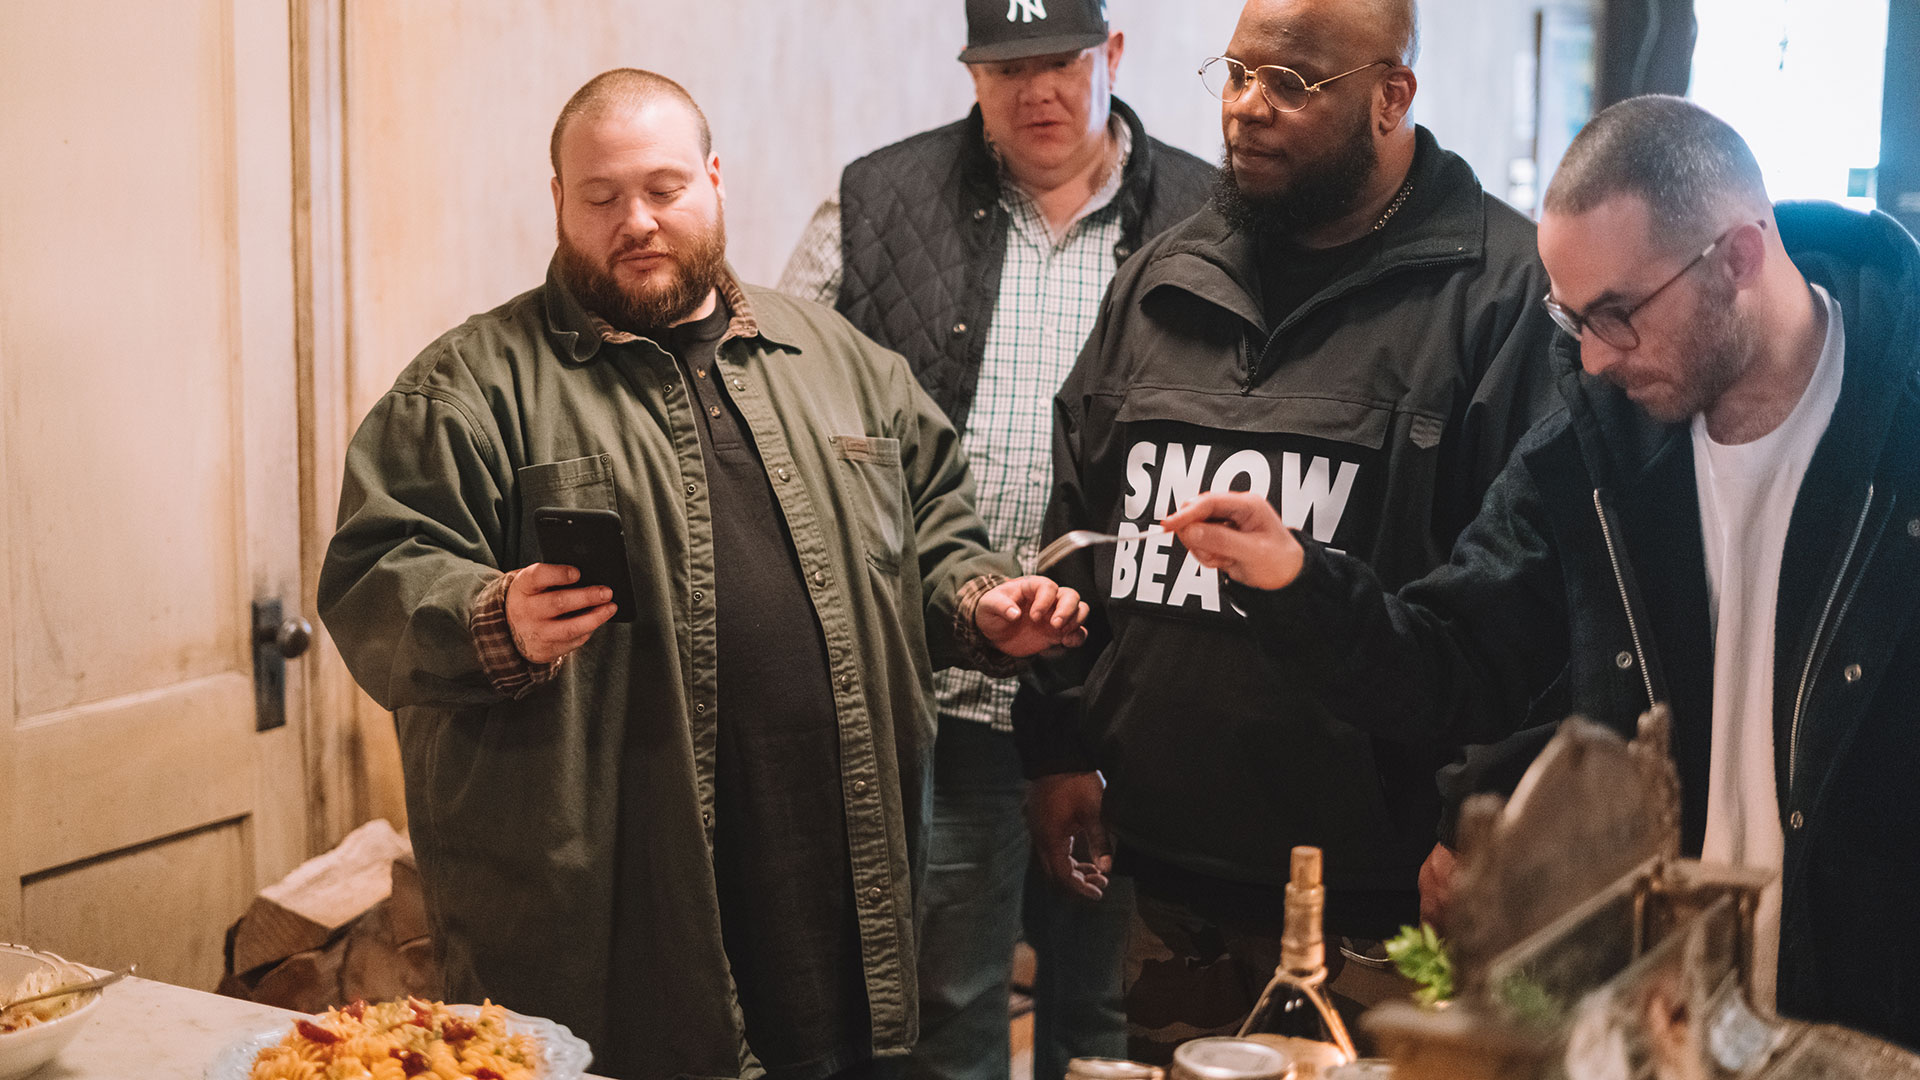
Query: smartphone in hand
[{"left": 532, "top": 507, "right": 637, "bottom": 623}]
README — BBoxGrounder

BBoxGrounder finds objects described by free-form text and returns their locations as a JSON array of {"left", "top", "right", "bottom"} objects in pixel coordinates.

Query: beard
[
  {"left": 555, "top": 214, "right": 729, "bottom": 336},
  {"left": 1631, "top": 275, "right": 1754, "bottom": 424},
  {"left": 1212, "top": 96, "right": 1380, "bottom": 240}
]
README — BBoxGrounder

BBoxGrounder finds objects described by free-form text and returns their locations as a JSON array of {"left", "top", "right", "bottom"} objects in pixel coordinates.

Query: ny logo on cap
[{"left": 1007, "top": 0, "right": 1047, "bottom": 22}]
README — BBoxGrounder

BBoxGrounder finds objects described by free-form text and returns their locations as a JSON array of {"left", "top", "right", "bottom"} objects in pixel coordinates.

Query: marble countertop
[{"left": 32, "top": 976, "right": 611, "bottom": 1079}]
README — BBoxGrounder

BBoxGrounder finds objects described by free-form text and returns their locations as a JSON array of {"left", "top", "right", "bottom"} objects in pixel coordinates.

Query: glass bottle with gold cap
[{"left": 1238, "top": 846, "right": 1357, "bottom": 1067}]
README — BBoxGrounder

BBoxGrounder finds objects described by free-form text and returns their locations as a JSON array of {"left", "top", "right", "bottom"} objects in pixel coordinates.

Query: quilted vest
[{"left": 835, "top": 97, "right": 1214, "bottom": 435}]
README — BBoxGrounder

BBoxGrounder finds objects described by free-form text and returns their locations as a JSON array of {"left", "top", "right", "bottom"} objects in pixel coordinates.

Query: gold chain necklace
[{"left": 1371, "top": 175, "right": 1415, "bottom": 233}]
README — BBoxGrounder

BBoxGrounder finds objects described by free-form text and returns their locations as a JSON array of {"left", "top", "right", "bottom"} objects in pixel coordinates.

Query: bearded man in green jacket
[{"left": 319, "top": 68, "right": 1090, "bottom": 1080}]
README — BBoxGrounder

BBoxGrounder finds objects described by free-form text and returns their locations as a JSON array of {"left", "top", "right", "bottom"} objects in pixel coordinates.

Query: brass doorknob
[{"left": 260, "top": 616, "right": 312, "bottom": 658}]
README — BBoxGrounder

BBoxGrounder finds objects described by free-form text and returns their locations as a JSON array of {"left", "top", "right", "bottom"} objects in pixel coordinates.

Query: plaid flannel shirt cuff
[
  {"left": 953, "top": 573, "right": 1028, "bottom": 679},
  {"left": 470, "top": 570, "right": 564, "bottom": 700}
]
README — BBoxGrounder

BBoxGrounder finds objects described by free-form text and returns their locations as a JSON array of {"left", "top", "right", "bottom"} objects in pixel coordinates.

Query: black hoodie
[{"left": 1238, "top": 202, "right": 1920, "bottom": 1045}]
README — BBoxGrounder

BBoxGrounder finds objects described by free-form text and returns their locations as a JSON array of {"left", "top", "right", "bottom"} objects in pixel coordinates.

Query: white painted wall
[{"left": 1414, "top": 0, "right": 1544, "bottom": 204}]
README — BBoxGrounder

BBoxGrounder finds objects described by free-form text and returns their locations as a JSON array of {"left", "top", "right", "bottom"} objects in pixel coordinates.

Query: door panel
[
  {"left": 1, "top": 0, "right": 242, "bottom": 720},
  {"left": 22, "top": 820, "right": 252, "bottom": 991},
  {"left": 0, "top": 0, "right": 307, "bottom": 988},
  {"left": 14, "top": 676, "right": 255, "bottom": 874}
]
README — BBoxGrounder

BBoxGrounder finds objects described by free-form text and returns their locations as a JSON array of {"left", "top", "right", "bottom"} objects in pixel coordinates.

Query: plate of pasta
[{"left": 206, "top": 997, "right": 592, "bottom": 1080}]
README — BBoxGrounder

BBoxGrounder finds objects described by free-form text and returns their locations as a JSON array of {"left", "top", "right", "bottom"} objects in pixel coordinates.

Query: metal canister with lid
[
  {"left": 1066, "top": 1057, "right": 1166, "bottom": 1080},
  {"left": 1168, "top": 1036, "right": 1295, "bottom": 1080},
  {"left": 1238, "top": 1034, "right": 1354, "bottom": 1079}
]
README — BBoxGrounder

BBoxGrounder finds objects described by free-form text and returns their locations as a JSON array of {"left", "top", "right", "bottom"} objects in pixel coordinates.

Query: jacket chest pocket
[
  {"left": 515, "top": 454, "right": 616, "bottom": 563},
  {"left": 830, "top": 434, "right": 908, "bottom": 573},
  {"left": 1109, "top": 388, "right": 1407, "bottom": 547}
]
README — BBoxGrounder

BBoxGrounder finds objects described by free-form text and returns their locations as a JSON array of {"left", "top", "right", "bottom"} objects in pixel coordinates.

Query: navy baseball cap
[{"left": 959, "top": 0, "right": 1110, "bottom": 63}]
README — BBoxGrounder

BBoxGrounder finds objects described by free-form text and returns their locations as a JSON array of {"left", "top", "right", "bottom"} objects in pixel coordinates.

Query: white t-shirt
[{"left": 1691, "top": 283, "right": 1845, "bottom": 1012}]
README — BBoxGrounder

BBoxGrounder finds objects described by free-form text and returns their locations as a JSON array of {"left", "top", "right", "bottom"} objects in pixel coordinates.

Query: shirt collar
[{"left": 998, "top": 113, "right": 1133, "bottom": 240}]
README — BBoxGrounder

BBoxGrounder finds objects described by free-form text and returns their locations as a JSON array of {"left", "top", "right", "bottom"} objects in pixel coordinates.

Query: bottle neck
[{"left": 1280, "top": 878, "right": 1326, "bottom": 976}]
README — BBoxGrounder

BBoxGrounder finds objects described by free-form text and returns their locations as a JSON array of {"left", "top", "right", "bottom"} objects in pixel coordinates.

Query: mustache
[{"left": 609, "top": 237, "right": 673, "bottom": 262}]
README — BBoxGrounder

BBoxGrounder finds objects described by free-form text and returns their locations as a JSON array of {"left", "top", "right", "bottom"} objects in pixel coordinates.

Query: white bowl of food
[{"left": 0, "top": 944, "right": 103, "bottom": 1080}]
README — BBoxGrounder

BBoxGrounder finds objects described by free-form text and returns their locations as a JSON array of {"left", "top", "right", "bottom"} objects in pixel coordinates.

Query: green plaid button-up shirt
[{"left": 783, "top": 122, "right": 1131, "bottom": 732}]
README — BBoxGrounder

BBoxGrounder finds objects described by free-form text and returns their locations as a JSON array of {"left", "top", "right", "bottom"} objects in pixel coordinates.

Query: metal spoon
[
  {"left": 0, "top": 965, "right": 134, "bottom": 1013},
  {"left": 1033, "top": 528, "right": 1163, "bottom": 575}
]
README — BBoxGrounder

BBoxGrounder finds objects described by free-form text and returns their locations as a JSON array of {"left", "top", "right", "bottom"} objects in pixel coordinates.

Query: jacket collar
[
  {"left": 542, "top": 258, "right": 800, "bottom": 363},
  {"left": 1129, "top": 126, "right": 1488, "bottom": 334},
  {"left": 1776, "top": 202, "right": 1920, "bottom": 477}
]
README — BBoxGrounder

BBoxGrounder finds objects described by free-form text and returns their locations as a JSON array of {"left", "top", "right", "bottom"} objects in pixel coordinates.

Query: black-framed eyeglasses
[
  {"left": 1542, "top": 221, "right": 1763, "bottom": 350},
  {"left": 1198, "top": 55, "right": 1392, "bottom": 113}
]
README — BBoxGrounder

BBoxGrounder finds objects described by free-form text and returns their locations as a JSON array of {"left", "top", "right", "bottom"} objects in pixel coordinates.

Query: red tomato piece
[{"left": 295, "top": 1019, "right": 340, "bottom": 1045}]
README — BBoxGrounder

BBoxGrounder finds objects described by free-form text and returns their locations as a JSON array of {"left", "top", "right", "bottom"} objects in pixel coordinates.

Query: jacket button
[
  {"left": 1908, "top": 517, "right": 1920, "bottom": 539},
  {"left": 839, "top": 673, "right": 853, "bottom": 690},
  {"left": 951, "top": 322, "right": 967, "bottom": 335},
  {"left": 972, "top": 207, "right": 988, "bottom": 221},
  {"left": 732, "top": 379, "right": 744, "bottom": 391},
  {"left": 702, "top": 810, "right": 712, "bottom": 827},
  {"left": 1790, "top": 810, "right": 1806, "bottom": 830},
  {"left": 1615, "top": 650, "right": 1635, "bottom": 670},
  {"left": 853, "top": 779, "right": 869, "bottom": 795},
  {"left": 1116, "top": 245, "right": 1132, "bottom": 258},
  {"left": 695, "top": 702, "right": 707, "bottom": 714},
  {"left": 865, "top": 886, "right": 884, "bottom": 904},
  {"left": 1844, "top": 663, "right": 1863, "bottom": 682},
  {"left": 685, "top": 483, "right": 697, "bottom": 496},
  {"left": 776, "top": 467, "right": 791, "bottom": 482},
  {"left": 813, "top": 570, "right": 828, "bottom": 586},
  {"left": 692, "top": 590, "right": 703, "bottom": 602}
]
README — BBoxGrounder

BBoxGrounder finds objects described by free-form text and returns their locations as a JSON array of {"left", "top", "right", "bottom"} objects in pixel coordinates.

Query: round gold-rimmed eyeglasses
[{"left": 1198, "top": 55, "right": 1393, "bottom": 113}]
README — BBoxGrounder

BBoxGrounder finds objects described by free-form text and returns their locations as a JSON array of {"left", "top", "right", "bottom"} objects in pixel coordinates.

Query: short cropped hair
[
  {"left": 1545, "top": 95, "right": 1769, "bottom": 253},
  {"left": 550, "top": 68, "right": 712, "bottom": 179}
]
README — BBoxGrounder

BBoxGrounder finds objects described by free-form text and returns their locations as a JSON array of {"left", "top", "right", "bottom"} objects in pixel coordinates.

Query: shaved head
[
  {"left": 1377, "top": 0, "right": 1419, "bottom": 65},
  {"left": 550, "top": 68, "right": 711, "bottom": 181},
  {"left": 1234, "top": 0, "right": 1418, "bottom": 67}
]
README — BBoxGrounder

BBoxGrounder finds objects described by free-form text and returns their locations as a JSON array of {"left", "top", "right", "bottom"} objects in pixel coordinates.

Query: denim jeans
[{"left": 907, "top": 719, "right": 1131, "bottom": 1080}]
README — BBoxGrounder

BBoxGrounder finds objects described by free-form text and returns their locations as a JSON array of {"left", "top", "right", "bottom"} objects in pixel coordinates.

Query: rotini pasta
[{"left": 247, "top": 997, "right": 538, "bottom": 1080}]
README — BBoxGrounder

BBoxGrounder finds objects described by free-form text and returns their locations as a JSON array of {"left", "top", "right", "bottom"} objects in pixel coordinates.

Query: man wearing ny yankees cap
[{"left": 781, "top": 3, "right": 1211, "bottom": 1079}]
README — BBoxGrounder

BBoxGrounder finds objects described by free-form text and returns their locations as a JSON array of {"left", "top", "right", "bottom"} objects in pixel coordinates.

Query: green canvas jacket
[{"left": 318, "top": 264, "right": 1019, "bottom": 1078}]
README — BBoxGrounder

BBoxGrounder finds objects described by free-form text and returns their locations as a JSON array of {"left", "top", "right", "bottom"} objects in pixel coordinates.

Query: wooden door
[{"left": 0, "top": 0, "right": 310, "bottom": 989}]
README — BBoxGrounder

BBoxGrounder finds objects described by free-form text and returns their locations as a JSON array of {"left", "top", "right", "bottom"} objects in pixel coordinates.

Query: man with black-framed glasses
[
  {"left": 1541, "top": 222, "right": 1748, "bottom": 350},
  {"left": 1012, "top": 0, "right": 1560, "bottom": 1058},
  {"left": 1162, "top": 94, "right": 1920, "bottom": 1049}
]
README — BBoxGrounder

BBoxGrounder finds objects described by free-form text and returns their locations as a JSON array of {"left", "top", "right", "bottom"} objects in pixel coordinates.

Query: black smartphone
[{"left": 532, "top": 506, "right": 637, "bottom": 623}]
